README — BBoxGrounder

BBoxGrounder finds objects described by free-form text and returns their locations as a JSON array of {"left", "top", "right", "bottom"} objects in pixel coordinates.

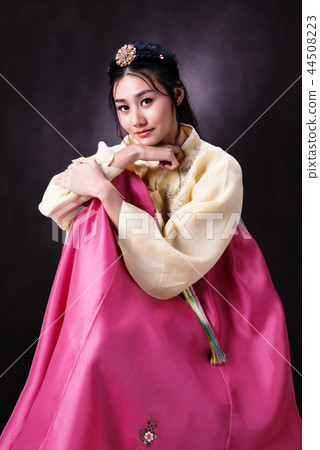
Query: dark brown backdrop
[{"left": 0, "top": 0, "right": 301, "bottom": 429}]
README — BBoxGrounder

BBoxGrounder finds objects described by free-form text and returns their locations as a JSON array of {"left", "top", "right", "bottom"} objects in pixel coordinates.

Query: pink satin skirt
[{"left": 0, "top": 170, "right": 301, "bottom": 449}]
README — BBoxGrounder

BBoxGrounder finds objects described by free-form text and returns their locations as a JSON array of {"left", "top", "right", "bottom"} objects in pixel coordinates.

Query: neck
[
  {"left": 165, "top": 123, "right": 188, "bottom": 147},
  {"left": 177, "top": 127, "right": 188, "bottom": 147}
]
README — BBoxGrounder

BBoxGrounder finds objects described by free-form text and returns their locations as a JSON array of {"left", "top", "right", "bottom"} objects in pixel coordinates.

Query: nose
[{"left": 131, "top": 106, "right": 147, "bottom": 128}]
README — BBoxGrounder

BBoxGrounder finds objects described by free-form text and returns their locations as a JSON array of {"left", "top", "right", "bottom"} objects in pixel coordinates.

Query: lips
[{"left": 136, "top": 129, "right": 154, "bottom": 138}]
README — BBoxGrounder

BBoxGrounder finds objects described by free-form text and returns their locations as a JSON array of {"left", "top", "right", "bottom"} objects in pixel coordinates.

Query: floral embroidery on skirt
[{"left": 139, "top": 420, "right": 158, "bottom": 447}]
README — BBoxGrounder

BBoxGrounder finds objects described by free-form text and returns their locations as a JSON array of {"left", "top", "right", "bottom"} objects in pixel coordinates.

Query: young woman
[{"left": 0, "top": 42, "right": 301, "bottom": 449}]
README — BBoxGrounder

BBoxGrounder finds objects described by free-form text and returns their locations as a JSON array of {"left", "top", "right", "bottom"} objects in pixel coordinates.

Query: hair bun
[{"left": 107, "top": 42, "right": 179, "bottom": 81}]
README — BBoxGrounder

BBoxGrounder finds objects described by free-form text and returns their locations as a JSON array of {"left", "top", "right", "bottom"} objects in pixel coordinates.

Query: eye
[
  {"left": 141, "top": 98, "right": 152, "bottom": 106},
  {"left": 117, "top": 105, "right": 129, "bottom": 112}
]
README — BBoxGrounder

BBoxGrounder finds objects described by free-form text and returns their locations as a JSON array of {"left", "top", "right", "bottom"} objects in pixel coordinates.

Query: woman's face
[{"left": 113, "top": 72, "right": 183, "bottom": 146}]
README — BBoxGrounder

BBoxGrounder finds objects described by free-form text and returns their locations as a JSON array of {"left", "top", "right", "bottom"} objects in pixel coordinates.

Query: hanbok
[{"left": 0, "top": 126, "right": 301, "bottom": 449}]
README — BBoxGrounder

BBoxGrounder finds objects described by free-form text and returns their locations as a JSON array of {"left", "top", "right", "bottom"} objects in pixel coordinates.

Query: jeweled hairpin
[{"left": 115, "top": 44, "right": 137, "bottom": 67}]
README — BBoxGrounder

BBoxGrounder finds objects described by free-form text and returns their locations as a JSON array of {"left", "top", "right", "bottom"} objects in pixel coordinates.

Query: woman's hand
[
  {"left": 55, "top": 157, "right": 107, "bottom": 199},
  {"left": 141, "top": 144, "right": 184, "bottom": 170},
  {"left": 111, "top": 143, "right": 184, "bottom": 171}
]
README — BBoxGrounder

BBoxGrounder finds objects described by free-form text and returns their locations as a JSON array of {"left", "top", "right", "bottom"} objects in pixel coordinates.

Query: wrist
[
  {"left": 95, "top": 178, "right": 112, "bottom": 201},
  {"left": 128, "top": 143, "right": 142, "bottom": 163},
  {"left": 110, "top": 144, "right": 141, "bottom": 170}
]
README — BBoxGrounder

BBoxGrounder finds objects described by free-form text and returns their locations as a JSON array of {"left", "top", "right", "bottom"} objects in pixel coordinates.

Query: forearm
[
  {"left": 108, "top": 144, "right": 141, "bottom": 171},
  {"left": 108, "top": 143, "right": 182, "bottom": 171},
  {"left": 97, "top": 181, "right": 123, "bottom": 231}
]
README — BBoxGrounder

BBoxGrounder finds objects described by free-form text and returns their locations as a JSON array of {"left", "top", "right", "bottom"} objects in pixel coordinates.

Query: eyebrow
[{"left": 114, "top": 89, "right": 155, "bottom": 103}]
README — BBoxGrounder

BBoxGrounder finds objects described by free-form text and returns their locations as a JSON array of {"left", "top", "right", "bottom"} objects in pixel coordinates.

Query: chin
[{"left": 137, "top": 136, "right": 162, "bottom": 146}]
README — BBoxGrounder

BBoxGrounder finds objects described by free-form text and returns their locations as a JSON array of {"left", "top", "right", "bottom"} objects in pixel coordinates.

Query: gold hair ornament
[{"left": 115, "top": 44, "right": 137, "bottom": 67}]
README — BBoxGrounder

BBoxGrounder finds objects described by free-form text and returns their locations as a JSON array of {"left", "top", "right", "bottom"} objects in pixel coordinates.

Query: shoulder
[
  {"left": 193, "top": 137, "right": 242, "bottom": 180},
  {"left": 188, "top": 138, "right": 243, "bottom": 204}
]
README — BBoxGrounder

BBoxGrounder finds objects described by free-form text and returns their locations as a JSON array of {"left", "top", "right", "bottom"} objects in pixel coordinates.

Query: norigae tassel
[{"left": 182, "top": 286, "right": 226, "bottom": 365}]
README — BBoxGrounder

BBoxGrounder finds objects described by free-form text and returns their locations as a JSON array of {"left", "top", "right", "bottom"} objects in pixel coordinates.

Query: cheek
[
  {"left": 117, "top": 113, "right": 129, "bottom": 130},
  {"left": 153, "top": 101, "right": 174, "bottom": 126}
]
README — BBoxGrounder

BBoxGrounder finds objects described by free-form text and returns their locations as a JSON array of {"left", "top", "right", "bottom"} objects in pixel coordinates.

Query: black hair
[{"left": 107, "top": 42, "right": 199, "bottom": 142}]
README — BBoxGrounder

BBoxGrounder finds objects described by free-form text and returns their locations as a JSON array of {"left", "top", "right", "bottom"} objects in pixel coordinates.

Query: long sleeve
[
  {"left": 38, "top": 126, "right": 243, "bottom": 300},
  {"left": 116, "top": 147, "right": 243, "bottom": 300},
  {"left": 38, "top": 141, "right": 125, "bottom": 230}
]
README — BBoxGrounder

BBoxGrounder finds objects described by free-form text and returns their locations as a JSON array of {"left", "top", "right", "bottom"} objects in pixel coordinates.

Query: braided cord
[{"left": 182, "top": 287, "right": 226, "bottom": 365}]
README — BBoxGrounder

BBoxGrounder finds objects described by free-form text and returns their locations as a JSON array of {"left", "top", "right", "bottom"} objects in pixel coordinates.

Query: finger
[
  {"left": 158, "top": 159, "right": 179, "bottom": 170},
  {"left": 168, "top": 162, "right": 179, "bottom": 170},
  {"left": 63, "top": 169, "right": 72, "bottom": 179},
  {"left": 159, "top": 164, "right": 177, "bottom": 171},
  {"left": 173, "top": 147, "right": 184, "bottom": 158},
  {"left": 65, "top": 165, "right": 73, "bottom": 174},
  {"left": 71, "top": 156, "right": 87, "bottom": 161},
  {"left": 54, "top": 177, "right": 66, "bottom": 187},
  {"left": 161, "top": 144, "right": 181, "bottom": 153},
  {"left": 86, "top": 159, "right": 99, "bottom": 168},
  {"left": 169, "top": 154, "right": 180, "bottom": 170},
  {"left": 71, "top": 157, "right": 88, "bottom": 164},
  {"left": 69, "top": 159, "right": 87, "bottom": 168}
]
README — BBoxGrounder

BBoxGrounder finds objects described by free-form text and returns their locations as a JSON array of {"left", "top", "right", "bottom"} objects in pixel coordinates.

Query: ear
[{"left": 174, "top": 84, "right": 185, "bottom": 106}]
